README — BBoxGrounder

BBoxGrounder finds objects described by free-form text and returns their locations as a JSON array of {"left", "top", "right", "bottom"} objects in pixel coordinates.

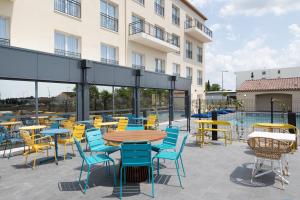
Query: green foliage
[
  {"left": 210, "top": 84, "right": 221, "bottom": 91},
  {"left": 205, "top": 80, "right": 211, "bottom": 91}
]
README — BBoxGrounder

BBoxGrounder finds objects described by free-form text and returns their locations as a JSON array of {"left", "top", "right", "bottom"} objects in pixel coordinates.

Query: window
[
  {"left": 197, "top": 46, "right": 203, "bottom": 63},
  {"left": 186, "top": 40, "right": 192, "bottom": 59},
  {"left": 186, "top": 67, "right": 192, "bottom": 79},
  {"left": 154, "top": 0, "right": 164, "bottom": 17},
  {"left": 100, "top": 0, "right": 118, "bottom": 32},
  {"left": 132, "top": 52, "right": 144, "bottom": 69},
  {"left": 131, "top": 15, "right": 144, "bottom": 34},
  {"left": 54, "top": 0, "right": 81, "bottom": 18},
  {"left": 172, "top": 34, "right": 180, "bottom": 47},
  {"left": 197, "top": 70, "right": 203, "bottom": 85},
  {"left": 185, "top": 15, "right": 193, "bottom": 28},
  {"left": 54, "top": 32, "right": 81, "bottom": 58},
  {"left": 155, "top": 58, "right": 165, "bottom": 73},
  {"left": 0, "top": 16, "right": 10, "bottom": 46},
  {"left": 173, "top": 63, "right": 180, "bottom": 76},
  {"left": 134, "top": 0, "right": 144, "bottom": 5},
  {"left": 172, "top": 5, "right": 180, "bottom": 25},
  {"left": 101, "top": 43, "right": 118, "bottom": 64},
  {"left": 154, "top": 26, "right": 164, "bottom": 40}
]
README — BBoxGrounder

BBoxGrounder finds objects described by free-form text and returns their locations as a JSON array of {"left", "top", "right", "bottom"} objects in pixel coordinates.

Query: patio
[{"left": 0, "top": 121, "right": 299, "bottom": 200}]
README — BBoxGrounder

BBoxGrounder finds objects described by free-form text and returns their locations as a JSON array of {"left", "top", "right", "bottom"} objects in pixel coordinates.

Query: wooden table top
[
  {"left": 103, "top": 130, "right": 166, "bottom": 143},
  {"left": 0, "top": 121, "right": 22, "bottom": 126}
]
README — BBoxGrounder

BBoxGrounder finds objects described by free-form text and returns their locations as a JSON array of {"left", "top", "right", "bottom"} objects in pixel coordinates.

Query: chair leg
[
  {"left": 124, "top": 167, "right": 126, "bottom": 185},
  {"left": 120, "top": 166, "right": 123, "bottom": 200},
  {"left": 33, "top": 151, "right": 38, "bottom": 169},
  {"left": 151, "top": 165, "right": 155, "bottom": 198},
  {"left": 71, "top": 143, "right": 75, "bottom": 157},
  {"left": 175, "top": 160, "right": 183, "bottom": 188},
  {"left": 148, "top": 166, "right": 151, "bottom": 183},
  {"left": 84, "top": 165, "right": 90, "bottom": 193},
  {"left": 24, "top": 151, "right": 29, "bottom": 165},
  {"left": 251, "top": 157, "right": 257, "bottom": 183},
  {"left": 111, "top": 160, "right": 116, "bottom": 186},
  {"left": 8, "top": 142, "right": 12, "bottom": 159},
  {"left": 279, "top": 160, "right": 284, "bottom": 189},
  {"left": 3, "top": 142, "right": 7, "bottom": 157},
  {"left": 179, "top": 155, "right": 186, "bottom": 177},
  {"left": 64, "top": 144, "right": 67, "bottom": 160},
  {"left": 157, "top": 158, "right": 160, "bottom": 176},
  {"left": 79, "top": 160, "right": 84, "bottom": 182}
]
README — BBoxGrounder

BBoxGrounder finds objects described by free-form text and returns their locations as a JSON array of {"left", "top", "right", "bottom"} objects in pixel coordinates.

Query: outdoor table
[
  {"left": 112, "top": 116, "right": 127, "bottom": 120},
  {"left": 248, "top": 131, "right": 296, "bottom": 142},
  {"left": 77, "top": 120, "right": 93, "bottom": 129},
  {"left": 100, "top": 121, "right": 119, "bottom": 133},
  {"left": 131, "top": 117, "right": 147, "bottom": 124},
  {"left": 104, "top": 130, "right": 166, "bottom": 182},
  {"left": 49, "top": 118, "right": 67, "bottom": 128},
  {"left": 40, "top": 128, "right": 70, "bottom": 164},
  {"left": 0, "top": 121, "right": 22, "bottom": 133},
  {"left": 19, "top": 125, "right": 47, "bottom": 138},
  {"left": 31, "top": 116, "right": 48, "bottom": 119}
]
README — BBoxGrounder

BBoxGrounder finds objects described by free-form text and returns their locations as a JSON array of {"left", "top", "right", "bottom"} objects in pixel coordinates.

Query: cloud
[
  {"left": 188, "top": 0, "right": 210, "bottom": 8},
  {"left": 210, "top": 23, "right": 240, "bottom": 41},
  {"left": 220, "top": 0, "right": 300, "bottom": 17},
  {"left": 205, "top": 24, "right": 300, "bottom": 90}
]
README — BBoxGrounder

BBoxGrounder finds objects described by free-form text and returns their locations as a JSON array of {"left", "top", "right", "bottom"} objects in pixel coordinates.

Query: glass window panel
[
  {"left": 114, "top": 87, "right": 133, "bottom": 115},
  {"left": 89, "top": 85, "right": 113, "bottom": 115},
  {"left": 0, "top": 16, "right": 9, "bottom": 39}
]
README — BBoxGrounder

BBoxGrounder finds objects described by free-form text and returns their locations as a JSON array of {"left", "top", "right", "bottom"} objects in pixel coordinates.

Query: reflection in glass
[
  {"left": 174, "top": 90, "right": 185, "bottom": 120},
  {"left": 89, "top": 85, "right": 113, "bottom": 115},
  {"left": 114, "top": 87, "right": 133, "bottom": 114}
]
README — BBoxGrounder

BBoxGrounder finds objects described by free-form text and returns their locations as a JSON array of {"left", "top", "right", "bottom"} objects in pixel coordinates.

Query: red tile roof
[{"left": 237, "top": 77, "right": 300, "bottom": 92}]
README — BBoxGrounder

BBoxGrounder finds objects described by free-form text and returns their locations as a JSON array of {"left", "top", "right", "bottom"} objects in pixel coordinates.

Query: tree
[
  {"left": 205, "top": 80, "right": 211, "bottom": 91},
  {"left": 89, "top": 85, "right": 100, "bottom": 110},
  {"left": 210, "top": 84, "right": 221, "bottom": 91}
]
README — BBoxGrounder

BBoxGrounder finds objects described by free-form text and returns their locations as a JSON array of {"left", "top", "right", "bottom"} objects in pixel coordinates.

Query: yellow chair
[
  {"left": 69, "top": 116, "right": 76, "bottom": 122},
  {"left": 62, "top": 120, "right": 74, "bottom": 131},
  {"left": 94, "top": 117, "right": 103, "bottom": 129},
  {"left": 20, "top": 130, "right": 56, "bottom": 169},
  {"left": 58, "top": 124, "right": 85, "bottom": 160},
  {"left": 116, "top": 119, "right": 128, "bottom": 131},
  {"left": 144, "top": 115, "right": 158, "bottom": 130}
]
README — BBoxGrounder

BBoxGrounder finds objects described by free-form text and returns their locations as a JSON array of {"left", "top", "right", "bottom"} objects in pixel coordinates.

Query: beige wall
[
  {"left": 0, "top": 0, "right": 209, "bottom": 103},
  {"left": 237, "top": 91, "right": 300, "bottom": 112}
]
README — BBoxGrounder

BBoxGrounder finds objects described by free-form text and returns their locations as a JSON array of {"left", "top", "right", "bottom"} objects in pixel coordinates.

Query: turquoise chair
[
  {"left": 125, "top": 124, "right": 145, "bottom": 131},
  {"left": 0, "top": 125, "right": 24, "bottom": 159},
  {"left": 50, "top": 122, "right": 59, "bottom": 129},
  {"left": 152, "top": 126, "right": 180, "bottom": 152},
  {"left": 86, "top": 128, "right": 120, "bottom": 154},
  {"left": 120, "top": 141, "right": 154, "bottom": 199},
  {"left": 74, "top": 138, "right": 116, "bottom": 193},
  {"left": 152, "top": 134, "right": 188, "bottom": 188}
]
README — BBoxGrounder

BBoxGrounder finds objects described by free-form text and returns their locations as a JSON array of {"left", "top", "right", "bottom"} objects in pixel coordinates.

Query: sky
[{"left": 189, "top": 0, "right": 300, "bottom": 90}]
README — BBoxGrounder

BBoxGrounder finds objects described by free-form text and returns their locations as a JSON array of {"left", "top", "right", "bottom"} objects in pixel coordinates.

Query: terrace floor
[{"left": 0, "top": 121, "right": 300, "bottom": 200}]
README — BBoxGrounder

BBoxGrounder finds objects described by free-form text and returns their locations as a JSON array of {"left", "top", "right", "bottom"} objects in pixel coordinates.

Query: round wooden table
[{"left": 104, "top": 130, "right": 166, "bottom": 183}]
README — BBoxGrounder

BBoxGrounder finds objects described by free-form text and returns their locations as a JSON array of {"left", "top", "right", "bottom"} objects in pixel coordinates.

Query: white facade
[{"left": 235, "top": 67, "right": 300, "bottom": 89}]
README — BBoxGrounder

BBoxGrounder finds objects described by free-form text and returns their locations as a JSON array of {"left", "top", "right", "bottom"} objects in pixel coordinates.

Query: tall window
[
  {"left": 197, "top": 46, "right": 203, "bottom": 63},
  {"left": 185, "top": 15, "right": 193, "bottom": 28},
  {"left": 0, "top": 16, "right": 9, "bottom": 46},
  {"left": 197, "top": 70, "right": 203, "bottom": 85},
  {"left": 101, "top": 43, "right": 118, "bottom": 64},
  {"left": 186, "top": 40, "right": 193, "bottom": 59},
  {"left": 154, "top": 0, "right": 164, "bottom": 17},
  {"left": 131, "top": 15, "right": 144, "bottom": 34},
  {"left": 186, "top": 67, "right": 192, "bottom": 78},
  {"left": 173, "top": 63, "right": 180, "bottom": 76},
  {"left": 172, "top": 34, "right": 180, "bottom": 47},
  {"left": 155, "top": 58, "right": 165, "bottom": 73},
  {"left": 132, "top": 52, "right": 144, "bottom": 69},
  {"left": 54, "top": 0, "right": 81, "bottom": 18},
  {"left": 172, "top": 5, "right": 180, "bottom": 25},
  {"left": 154, "top": 26, "right": 164, "bottom": 40},
  {"left": 100, "top": 0, "right": 118, "bottom": 32},
  {"left": 134, "top": 0, "right": 144, "bottom": 6},
  {"left": 54, "top": 32, "right": 81, "bottom": 58}
]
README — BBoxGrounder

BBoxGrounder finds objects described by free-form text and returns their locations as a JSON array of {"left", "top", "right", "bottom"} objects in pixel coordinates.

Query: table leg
[{"left": 55, "top": 134, "right": 58, "bottom": 165}]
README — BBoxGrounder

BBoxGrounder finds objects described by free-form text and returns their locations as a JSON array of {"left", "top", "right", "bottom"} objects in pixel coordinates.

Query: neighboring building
[
  {"left": 236, "top": 77, "right": 300, "bottom": 112},
  {"left": 0, "top": 0, "right": 212, "bottom": 105},
  {"left": 235, "top": 66, "right": 300, "bottom": 89},
  {"left": 205, "top": 91, "right": 236, "bottom": 103}
]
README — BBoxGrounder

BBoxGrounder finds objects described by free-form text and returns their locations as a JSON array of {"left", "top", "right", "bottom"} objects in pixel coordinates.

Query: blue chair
[
  {"left": 152, "top": 134, "right": 188, "bottom": 188},
  {"left": 50, "top": 123, "right": 59, "bottom": 129},
  {"left": 120, "top": 141, "right": 154, "bottom": 199},
  {"left": 86, "top": 128, "right": 120, "bottom": 154},
  {"left": 152, "top": 126, "right": 180, "bottom": 152},
  {"left": 126, "top": 124, "right": 145, "bottom": 131},
  {"left": 0, "top": 125, "right": 24, "bottom": 159},
  {"left": 74, "top": 138, "right": 116, "bottom": 193}
]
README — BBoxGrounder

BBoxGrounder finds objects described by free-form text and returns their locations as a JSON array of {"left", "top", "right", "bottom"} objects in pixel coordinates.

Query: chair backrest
[
  {"left": 163, "top": 126, "right": 180, "bottom": 147},
  {"left": 50, "top": 123, "right": 59, "bottom": 129},
  {"left": 69, "top": 116, "right": 76, "bottom": 122},
  {"left": 73, "top": 124, "right": 86, "bottom": 140},
  {"left": 20, "top": 130, "right": 34, "bottom": 146},
  {"left": 62, "top": 120, "right": 74, "bottom": 130},
  {"left": 86, "top": 128, "right": 105, "bottom": 150},
  {"left": 0, "top": 125, "right": 10, "bottom": 139},
  {"left": 146, "top": 115, "right": 157, "bottom": 126},
  {"left": 121, "top": 141, "right": 151, "bottom": 166},
  {"left": 176, "top": 134, "right": 188, "bottom": 159},
  {"left": 247, "top": 137, "right": 292, "bottom": 160},
  {"left": 93, "top": 118, "right": 103, "bottom": 128},
  {"left": 117, "top": 119, "right": 129, "bottom": 131},
  {"left": 74, "top": 138, "right": 86, "bottom": 161},
  {"left": 126, "top": 124, "right": 145, "bottom": 131}
]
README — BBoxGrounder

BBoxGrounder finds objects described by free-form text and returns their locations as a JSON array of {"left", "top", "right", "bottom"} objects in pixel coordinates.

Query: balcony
[
  {"left": 132, "top": 64, "right": 145, "bottom": 70},
  {"left": 184, "top": 20, "right": 212, "bottom": 43},
  {"left": 155, "top": 68, "right": 165, "bottom": 74},
  {"left": 101, "top": 58, "right": 119, "bottom": 65},
  {"left": 129, "top": 20, "right": 180, "bottom": 53},
  {"left": 101, "top": 13, "right": 118, "bottom": 32},
  {"left": 54, "top": 49, "right": 81, "bottom": 59},
  {"left": 0, "top": 38, "right": 10, "bottom": 46},
  {"left": 54, "top": 0, "right": 81, "bottom": 18}
]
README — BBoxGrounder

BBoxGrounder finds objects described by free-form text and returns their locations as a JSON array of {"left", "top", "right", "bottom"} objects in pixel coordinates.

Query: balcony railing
[
  {"left": 129, "top": 20, "right": 180, "bottom": 47},
  {"left": 101, "top": 13, "right": 118, "bottom": 32},
  {"left": 173, "top": 72, "right": 180, "bottom": 77},
  {"left": 54, "top": 0, "right": 81, "bottom": 18},
  {"left": 172, "top": 14, "right": 180, "bottom": 25},
  {"left": 155, "top": 68, "right": 165, "bottom": 74},
  {"left": 0, "top": 38, "right": 10, "bottom": 46},
  {"left": 101, "top": 58, "right": 119, "bottom": 65},
  {"left": 55, "top": 49, "right": 81, "bottom": 58},
  {"left": 132, "top": 64, "right": 145, "bottom": 70},
  {"left": 184, "top": 19, "right": 213, "bottom": 38},
  {"left": 155, "top": 3, "right": 164, "bottom": 16}
]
